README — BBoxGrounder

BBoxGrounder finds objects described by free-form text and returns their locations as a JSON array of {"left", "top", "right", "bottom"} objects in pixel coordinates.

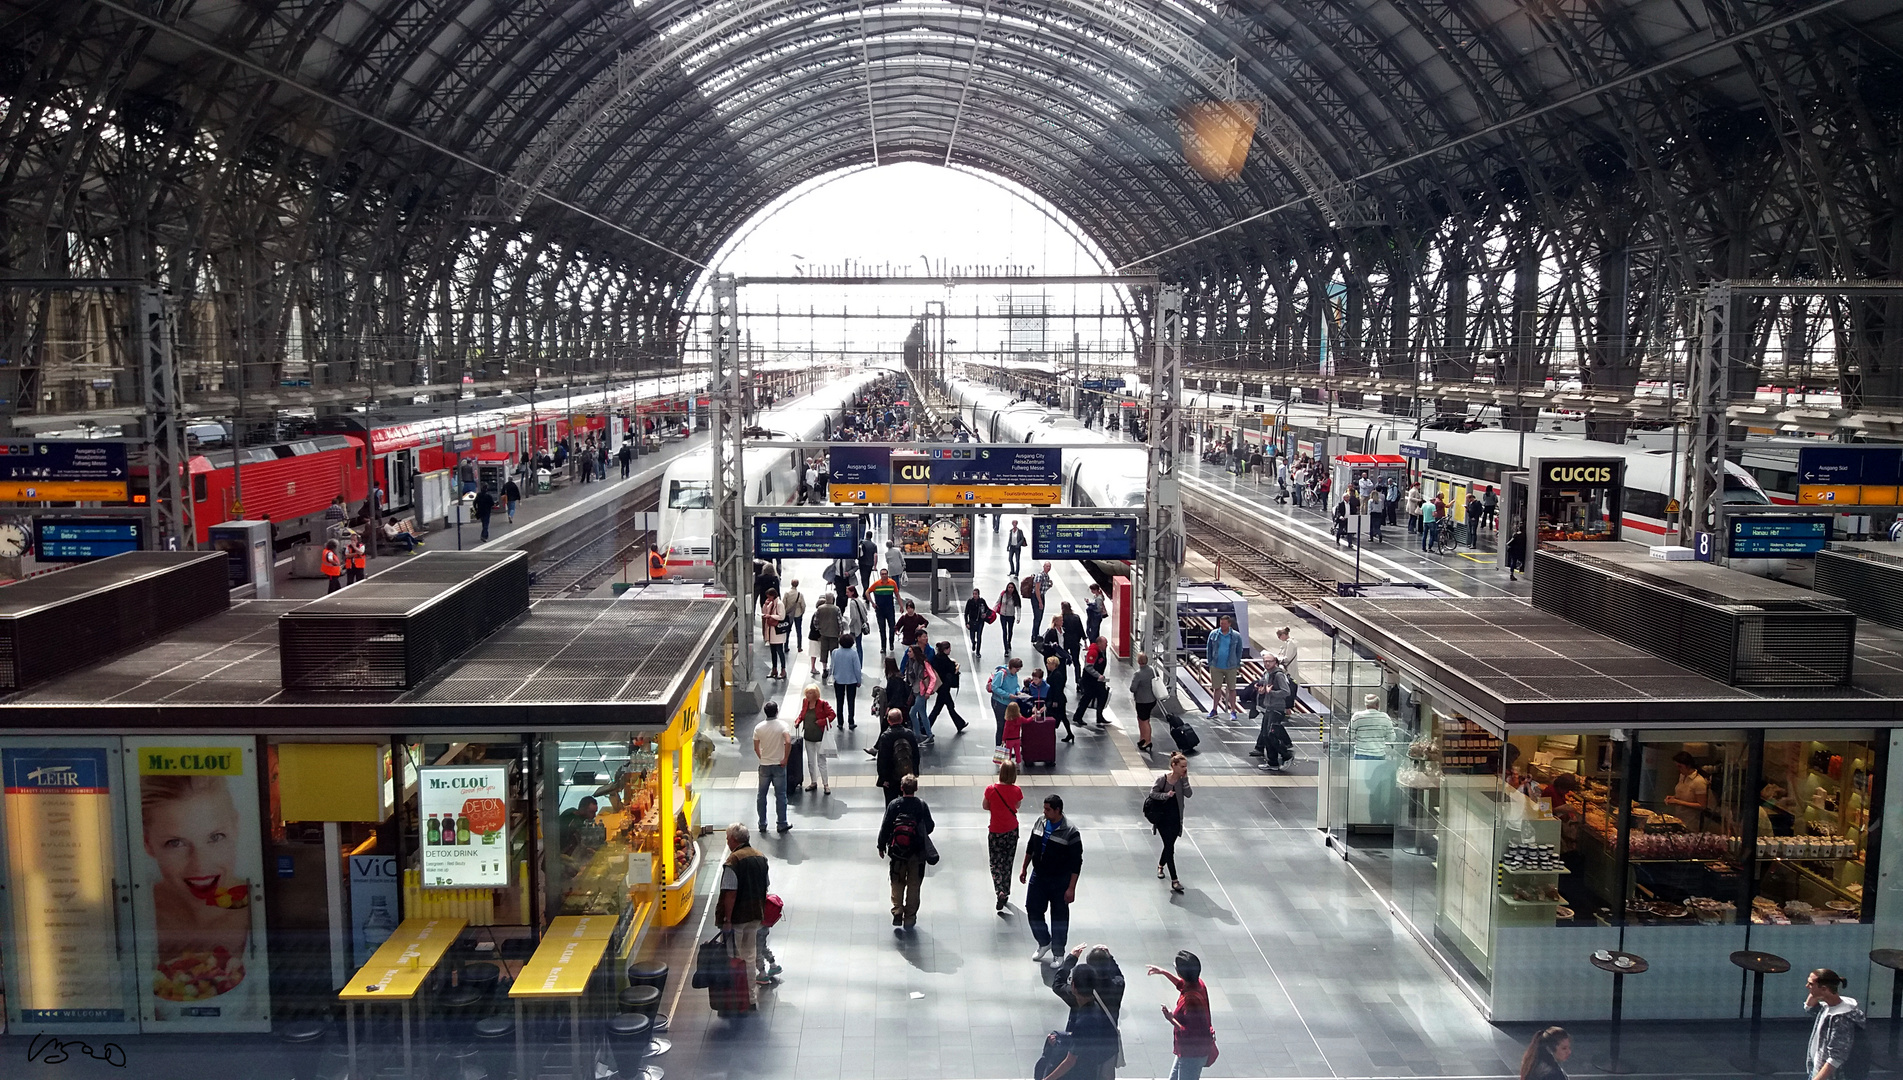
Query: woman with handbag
[
  {"left": 997, "top": 581, "right": 1022, "bottom": 651},
  {"left": 1148, "top": 951, "right": 1215, "bottom": 1080},
  {"left": 761, "top": 588, "right": 788, "bottom": 680},
  {"left": 795, "top": 684, "right": 836, "bottom": 795}
]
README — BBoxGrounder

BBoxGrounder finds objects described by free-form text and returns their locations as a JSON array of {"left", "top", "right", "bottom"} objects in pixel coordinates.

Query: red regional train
[{"left": 166, "top": 376, "right": 707, "bottom": 547}]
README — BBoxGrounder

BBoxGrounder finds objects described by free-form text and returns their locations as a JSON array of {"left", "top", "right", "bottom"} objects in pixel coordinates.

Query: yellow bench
[
  {"left": 338, "top": 917, "right": 466, "bottom": 1080},
  {"left": 509, "top": 915, "right": 618, "bottom": 1080}
]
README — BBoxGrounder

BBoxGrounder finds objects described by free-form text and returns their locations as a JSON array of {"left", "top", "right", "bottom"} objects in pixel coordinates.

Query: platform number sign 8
[{"left": 1694, "top": 531, "right": 1714, "bottom": 562}]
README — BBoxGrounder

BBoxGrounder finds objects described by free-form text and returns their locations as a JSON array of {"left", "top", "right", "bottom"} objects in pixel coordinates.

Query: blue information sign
[
  {"left": 0, "top": 440, "right": 127, "bottom": 481},
  {"left": 931, "top": 445, "right": 1062, "bottom": 485},
  {"left": 753, "top": 517, "right": 860, "bottom": 558},
  {"left": 1729, "top": 516, "right": 1833, "bottom": 557},
  {"left": 1033, "top": 516, "right": 1138, "bottom": 560},
  {"left": 828, "top": 446, "right": 891, "bottom": 486},
  {"left": 34, "top": 517, "right": 144, "bottom": 561},
  {"left": 1796, "top": 446, "right": 1903, "bottom": 486}
]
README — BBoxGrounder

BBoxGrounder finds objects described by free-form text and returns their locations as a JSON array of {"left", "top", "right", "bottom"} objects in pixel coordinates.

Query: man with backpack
[
  {"left": 870, "top": 709, "right": 920, "bottom": 806},
  {"left": 877, "top": 774, "right": 936, "bottom": 932},
  {"left": 1248, "top": 655, "right": 1295, "bottom": 769}
]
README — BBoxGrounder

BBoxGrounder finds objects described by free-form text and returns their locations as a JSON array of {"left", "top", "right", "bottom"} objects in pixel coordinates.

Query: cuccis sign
[{"left": 1543, "top": 461, "right": 1618, "bottom": 485}]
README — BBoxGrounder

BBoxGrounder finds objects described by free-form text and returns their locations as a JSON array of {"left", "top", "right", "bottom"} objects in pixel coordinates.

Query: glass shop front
[
  {"left": 1322, "top": 635, "right": 1901, "bottom": 1022},
  {"left": 0, "top": 674, "right": 710, "bottom": 1039}
]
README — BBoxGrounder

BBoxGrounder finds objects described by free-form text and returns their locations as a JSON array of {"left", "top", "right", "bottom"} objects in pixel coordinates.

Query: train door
[
  {"left": 386, "top": 448, "right": 418, "bottom": 511},
  {"left": 1499, "top": 471, "right": 1529, "bottom": 568}
]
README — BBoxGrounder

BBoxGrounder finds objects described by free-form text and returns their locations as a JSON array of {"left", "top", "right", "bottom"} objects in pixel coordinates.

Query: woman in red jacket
[{"left": 1148, "top": 950, "right": 1215, "bottom": 1080}]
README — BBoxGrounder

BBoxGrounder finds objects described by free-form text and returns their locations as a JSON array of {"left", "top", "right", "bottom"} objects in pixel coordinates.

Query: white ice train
[
  {"left": 657, "top": 365, "right": 900, "bottom": 573},
  {"left": 947, "top": 377, "right": 1149, "bottom": 511}
]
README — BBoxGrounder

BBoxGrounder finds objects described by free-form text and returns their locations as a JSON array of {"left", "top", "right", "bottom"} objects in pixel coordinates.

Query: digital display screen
[
  {"left": 1033, "top": 517, "right": 1138, "bottom": 560},
  {"left": 35, "top": 517, "right": 143, "bottom": 561},
  {"left": 754, "top": 517, "right": 860, "bottom": 558},
  {"left": 1729, "top": 516, "right": 1833, "bottom": 557}
]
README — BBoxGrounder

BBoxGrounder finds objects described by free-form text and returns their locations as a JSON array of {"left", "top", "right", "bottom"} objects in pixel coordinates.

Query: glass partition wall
[{"left": 1321, "top": 633, "right": 1896, "bottom": 1021}]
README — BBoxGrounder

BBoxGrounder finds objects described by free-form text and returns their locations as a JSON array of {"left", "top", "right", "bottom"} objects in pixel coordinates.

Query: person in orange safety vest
[
  {"left": 321, "top": 540, "right": 344, "bottom": 593},
  {"left": 648, "top": 545, "right": 666, "bottom": 580}
]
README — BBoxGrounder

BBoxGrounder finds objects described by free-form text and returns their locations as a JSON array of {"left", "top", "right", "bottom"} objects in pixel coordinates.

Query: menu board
[
  {"left": 125, "top": 739, "right": 270, "bottom": 1031},
  {"left": 1, "top": 746, "right": 129, "bottom": 1026},
  {"left": 419, "top": 765, "right": 510, "bottom": 888}
]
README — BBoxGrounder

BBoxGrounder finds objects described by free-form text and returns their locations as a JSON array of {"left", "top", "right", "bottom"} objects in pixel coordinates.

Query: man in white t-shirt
[{"left": 753, "top": 702, "right": 793, "bottom": 834}]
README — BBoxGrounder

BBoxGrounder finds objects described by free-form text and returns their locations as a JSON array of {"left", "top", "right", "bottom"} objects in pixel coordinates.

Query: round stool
[
  {"left": 274, "top": 1018, "right": 330, "bottom": 1080},
  {"left": 472, "top": 1013, "right": 515, "bottom": 1080},
  {"left": 618, "top": 985, "right": 661, "bottom": 1015},
  {"left": 1589, "top": 950, "right": 1648, "bottom": 1074},
  {"left": 313, "top": 1042, "right": 352, "bottom": 1080},
  {"left": 438, "top": 984, "right": 485, "bottom": 1042},
  {"left": 446, "top": 1046, "right": 485, "bottom": 1080},
  {"left": 605, "top": 1013, "right": 662, "bottom": 1080},
  {"left": 1730, "top": 950, "right": 1791, "bottom": 1075},
  {"left": 627, "top": 961, "right": 670, "bottom": 1034},
  {"left": 461, "top": 961, "right": 502, "bottom": 1001}
]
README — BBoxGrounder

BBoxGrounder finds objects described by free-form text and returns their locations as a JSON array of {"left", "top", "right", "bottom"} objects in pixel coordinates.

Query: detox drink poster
[
  {"left": 418, "top": 765, "right": 509, "bottom": 887},
  {"left": 0, "top": 745, "right": 133, "bottom": 1030},
  {"left": 124, "top": 739, "right": 270, "bottom": 1031}
]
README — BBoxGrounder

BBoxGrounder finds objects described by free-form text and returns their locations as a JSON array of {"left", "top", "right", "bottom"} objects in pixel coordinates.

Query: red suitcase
[{"left": 1019, "top": 711, "right": 1058, "bottom": 767}]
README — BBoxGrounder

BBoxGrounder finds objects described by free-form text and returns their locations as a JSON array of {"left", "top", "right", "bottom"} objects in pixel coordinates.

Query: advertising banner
[
  {"left": 349, "top": 855, "right": 400, "bottom": 967},
  {"left": 124, "top": 739, "right": 269, "bottom": 1031},
  {"left": 418, "top": 765, "right": 510, "bottom": 888},
  {"left": 1, "top": 745, "right": 133, "bottom": 1029}
]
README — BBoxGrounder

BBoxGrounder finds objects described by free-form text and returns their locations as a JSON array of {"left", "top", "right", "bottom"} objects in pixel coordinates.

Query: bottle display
[{"left": 427, "top": 814, "right": 440, "bottom": 845}]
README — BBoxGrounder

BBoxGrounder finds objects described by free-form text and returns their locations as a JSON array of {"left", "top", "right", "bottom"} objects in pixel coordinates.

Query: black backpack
[{"left": 1142, "top": 788, "right": 1180, "bottom": 830}]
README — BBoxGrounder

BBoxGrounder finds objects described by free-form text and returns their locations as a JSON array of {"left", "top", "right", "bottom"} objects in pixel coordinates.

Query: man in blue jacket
[
  {"left": 1205, "top": 614, "right": 1245, "bottom": 721},
  {"left": 1018, "top": 794, "right": 1083, "bottom": 962}
]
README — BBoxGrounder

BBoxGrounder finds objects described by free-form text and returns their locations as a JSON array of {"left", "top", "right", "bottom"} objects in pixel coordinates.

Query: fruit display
[{"left": 154, "top": 947, "right": 245, "bottom": 1001}]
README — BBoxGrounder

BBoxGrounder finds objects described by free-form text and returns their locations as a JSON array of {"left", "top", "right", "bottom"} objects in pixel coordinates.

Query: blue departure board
[
  {"left": 754, "top": 517, "right": 860, "bottom": 558},
  {"left": 1033, "top": 517, "right": 1138, "bottom": 559},
  {"left": 1729, "top": 516, "right": 1832, "bottom": 557},
  {"left": 35, "top": 517, "right": 144, "bottom": 561}
]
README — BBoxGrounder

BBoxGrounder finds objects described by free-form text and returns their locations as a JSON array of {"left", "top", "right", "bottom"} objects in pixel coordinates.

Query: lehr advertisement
[
  {"left": 418, "top": 765, "right": 510, "bottom": 888},
  {"left": 1, "top": 744, "right": 135, "bottom": 1031},
  {"left": 124, "top": 739, "right": 270, "bottom": 1031}
]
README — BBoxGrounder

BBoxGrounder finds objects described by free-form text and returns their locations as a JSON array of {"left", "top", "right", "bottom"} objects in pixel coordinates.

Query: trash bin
[
  {"left": 932, "top": 569, "right": 952, "bottom": 614},
  {"left": 290, "top": 542, "right": 326, "bottom": 579},
  {"left": 536, "top": 468, "right": 552, "bottom": 494}
]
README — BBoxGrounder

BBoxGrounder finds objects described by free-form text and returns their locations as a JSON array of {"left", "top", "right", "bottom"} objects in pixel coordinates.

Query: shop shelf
[{"left": 1497, "top": 893, "right": 1563, "bottom": 907}]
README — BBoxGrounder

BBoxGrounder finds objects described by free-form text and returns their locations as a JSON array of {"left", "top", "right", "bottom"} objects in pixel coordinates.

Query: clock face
[
  {"left": 0, "top": 522, "right": 27, "bottom": 558},
  {"left": 928, "top": 519, "right": 961, "bottom": 555}
]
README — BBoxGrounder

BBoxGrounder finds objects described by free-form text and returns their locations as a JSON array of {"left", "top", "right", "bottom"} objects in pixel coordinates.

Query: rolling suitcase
[
  {"left": 1169, "top": 714, "right": 1202, "bottom": 753},
  {"left": 1020, "top": 710, "right": 1058, "bottom": 766}
]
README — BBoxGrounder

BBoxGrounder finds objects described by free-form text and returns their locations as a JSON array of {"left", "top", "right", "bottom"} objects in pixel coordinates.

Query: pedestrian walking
[
  {"left": 1367, "top": 487, "right": 1386, "bottom": 541},
  {"left": 618, "top": 440, "right": 633, "bottom": 478},
  {"left": 1482, "top": 484, "right": 1500, "bottom": 531},
  {"left": 753, "top": 701, "right": 792, "bottom": 834},
  {"left": 1507, "top": 523, "right": 1527, "bottom": 580},
  {"left": 794, "top": 685, "right": 835, "bottom": 795},
  {"left": 844, "top": 585, "right": 870, "bottom": 658},
  {"left": 809, "top": 594, "right": 841, "bottom": 675},
  {"left": 877, "top": 774, "right": 935, "bottom": 932},
  {"left": 782, "top": 579, "right": 807, "bottom": 649},
  {"left": 879, "top": 657, "right": 912, "bottom": 739},
  {"left": 1053, "top": 944, "right": 1125, "bottom": 1024},
  {"left": 990, "top": 656, "right": 1024, "bottom": 745},
  {"left": 885, "top": 538, "right": 907, "bottom": 592},
  {"left": 761, "top": 588, "right": 788, "bottom": 680},
  {"left": 857, "top": 533, "right": 878, "bottom": 591},
  {"left": 1145, "top": 753, "right": 1192, "bottom": 893},
  {"left": 1020, "top": 793, "right": 1082, "bottom": 962},
  {"left": 964, "top": 587, "right": 990, "bottom": 658},
  {"left": 997, "top": 581, "right": 1021, "bottom": 651},
  {"left": 1804, "top": 968, "right": 1865, "bottom": 1080},
  {"left": 870, "top": 709, "right": 921, "bottom": 809},
  {"left": 870, "top": 571, "right": 900, "bottom": 653},
  {"left": 1061, "top": 602, "right": 1086, "bottom": 678},
  {"left": 1023, "top": 572, "right": 1046, "bottom": 638},
  {"left": 1273, "top": 625, "right": 1302, "bottom": 696},
  {"left": 1519, "top": 1026, "right": 1571, "bottom": 1080},
  {"left": 1149, "top": 951, "right": 1215, "bottom": 1080},
  {"left": 1204, "top": 615, "right": 1244, "bottom": 721},
  {"left": 1466, "top": 489, "right": 1483, "bottom": 546},
  {"left": 896, "top": 599, "right": 929, "bottom": 653},
  {"left": 473, "top": 484, "right": 495, "bottom": 541},
  {"left": 1006, "top": 520, "right": 1027, "bottom": 576},
  {"left": 1077, "top": 661, "right": 1108, "bottom": 727},
  {"left": 928, "top": 641, "right": 968, "bottom": 734},
  {"left": 1130, "top": 652, "right": 1159, "bottom": 753},
  {"left": 983, "top": 761, "right": 1023, "bottom": 912},
  {"left": 1044, "top": 654, "right": 1073, "bottom": 743},
  {"left": 902, "top": 643, "right": 940, "bottom": 743},
  {"left": 717, "top": 824, "right": 776, "bottom": 1005},
  {"left": 831, "top": 635, "right": 862, "bottom": 729}
]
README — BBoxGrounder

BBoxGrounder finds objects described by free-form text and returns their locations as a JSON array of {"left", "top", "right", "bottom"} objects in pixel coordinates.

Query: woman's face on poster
[{"left": 145, "top": 783, "right": 239, "bottom": 901}]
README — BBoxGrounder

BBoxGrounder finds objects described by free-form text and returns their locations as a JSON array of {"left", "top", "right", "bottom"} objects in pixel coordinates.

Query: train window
[
  {"left": 1623, "top": 487, "right": 1668, "bottom": 519},
  {"left": 667, "top": 480, "right": 713, "bottom": 509},
  {"left": 193, "top": 473, "right": 207, "bottom": 503},
  {"left": 356, "top": 449, "right": 363, "bottom": 467}
]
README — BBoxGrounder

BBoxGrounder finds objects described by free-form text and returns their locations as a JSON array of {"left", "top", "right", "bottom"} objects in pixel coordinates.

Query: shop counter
[
  {"left": 510, "top": 915, "right": 618, "bottom": 1080},
  {"left": 338, "top": 916, "right": 467, "bottom": 1080}
]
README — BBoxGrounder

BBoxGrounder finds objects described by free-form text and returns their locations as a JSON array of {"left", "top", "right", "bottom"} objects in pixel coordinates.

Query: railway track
[
  {"left": 525, "top": 480, "right": 661, "bottom": 599},
  {"left": 1183, "top": 510, "right": 1337, "bottom": 604}
]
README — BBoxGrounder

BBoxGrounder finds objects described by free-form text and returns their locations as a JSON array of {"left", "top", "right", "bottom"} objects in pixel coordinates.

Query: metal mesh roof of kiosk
[
  {"left": 0, "top": 597, "right": 732, "bottom": 732},
  {"left": 1320, "top": 598, "right": 1903, "bottom": 727}
]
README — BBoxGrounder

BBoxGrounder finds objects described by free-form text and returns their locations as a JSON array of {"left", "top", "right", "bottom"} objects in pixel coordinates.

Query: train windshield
[
  {"left": 1722, "top": 465, "right": 1771, "bottom": 504},
  {"left": 668, "top": 480, "right": 714, "bottom": 509}
]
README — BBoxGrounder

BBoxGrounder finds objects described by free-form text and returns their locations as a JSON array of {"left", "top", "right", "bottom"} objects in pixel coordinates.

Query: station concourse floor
[{"left": 648, "top": 523, "right": 1802, "bottom": 1080}]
